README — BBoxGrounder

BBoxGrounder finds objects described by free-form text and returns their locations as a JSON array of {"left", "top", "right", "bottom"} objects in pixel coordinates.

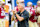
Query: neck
[{"left": 20, "top": 9, "right": 24, "bottom": 13}]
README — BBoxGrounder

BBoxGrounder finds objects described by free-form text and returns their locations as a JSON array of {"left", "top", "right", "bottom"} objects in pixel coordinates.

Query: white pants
[
  {"left": 29, "top": 20, "right": 38, "bottom": 27},
  {"left": 11, "top": 21, "right": 18, "bottom": 27},
  {"left": 14, "top": 22, "right": 18, "bottom": 27},
  {"left": 11, "top": 21, "right": 15, "bottom": 27},
  {"left": 0, "top": 19, "right": 5, "bottom": 27},
  {"left": 38, "top": 15, "right": 40, "bottom": 23}
]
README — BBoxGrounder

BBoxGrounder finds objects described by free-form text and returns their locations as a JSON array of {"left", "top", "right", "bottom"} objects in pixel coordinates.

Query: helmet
[
  {"left": 16, "top": 0, "right": 24, "bottom": 5},
  {"left": 37, "top": 1, "right": 40, "bottom": 6},
  {"left": 27, "top": 2, "right": 32, "bottom": 7}
]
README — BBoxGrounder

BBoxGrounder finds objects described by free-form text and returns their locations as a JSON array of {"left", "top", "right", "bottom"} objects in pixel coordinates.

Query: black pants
[
  {"left": 9, "top": 13, "right": 11, "bottom": 25},
  {"left": 18, "top": 23, "right": 26, "bottom": 27},
  {"left": 18, "top": 23, "right": 29, "bottom": 27}
]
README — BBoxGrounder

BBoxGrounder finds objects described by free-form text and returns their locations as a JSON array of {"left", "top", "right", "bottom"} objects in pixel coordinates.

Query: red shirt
[
  {"left": 15, "top": 7, "right": 19, "bottom": 12},
  {"left": 29, "top": 9, "right": 37, "bottom": 22},
  {"left": 0, "top": 6, "right": 5, "bottom": 18}
]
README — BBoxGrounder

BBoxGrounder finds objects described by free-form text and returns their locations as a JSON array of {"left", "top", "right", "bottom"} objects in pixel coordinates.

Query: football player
[
  {"left": 25, "top": 2, "right": 38, "bottom": 27},
  {"left": 25, "top": 2, "right": 33, "bottom": 16},
  {"left": 35, "top": 1, "right": 40, "bottom": 27}
]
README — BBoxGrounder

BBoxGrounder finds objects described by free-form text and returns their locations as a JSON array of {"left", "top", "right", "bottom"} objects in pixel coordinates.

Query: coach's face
[{"left": 17, "top": 4, "right": 23, "bottom": 11}]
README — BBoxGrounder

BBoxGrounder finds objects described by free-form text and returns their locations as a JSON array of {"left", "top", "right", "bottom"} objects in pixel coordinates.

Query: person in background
[
  {"left": 25, "top": 2, "right": 33, "bottom": 16},
  {"left": 13, "top": 3, "right": 29, "bottom": 27},
  {"left": 29, "top": 9, "right": 38, "bottom": 27},
  {"left": 25, "top": 2, "right": 38, "bottom": 27},
  {"left": 35, "top": 1, "right": 40, "bottom": 27},
  {"left": 25, "top": 2, "right": 33, "bottom": 11},
  {"left": 0, "top": 1, "right": 5, "bottom": 19}
]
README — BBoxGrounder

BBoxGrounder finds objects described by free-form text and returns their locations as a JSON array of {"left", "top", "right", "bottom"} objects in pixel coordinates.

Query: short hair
[{"left": 17, "top": 3, "right": 25, "bottom": 8}]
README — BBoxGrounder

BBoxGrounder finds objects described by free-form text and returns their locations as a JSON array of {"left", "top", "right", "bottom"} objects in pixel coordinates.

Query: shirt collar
[{"left": 20, "top": 10, "right": 26, "bottom": 14}]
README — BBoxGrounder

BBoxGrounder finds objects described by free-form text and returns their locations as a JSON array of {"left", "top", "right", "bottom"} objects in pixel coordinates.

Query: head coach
[{"left": 13, "top": 3, "right": 29, "bottom": 27}]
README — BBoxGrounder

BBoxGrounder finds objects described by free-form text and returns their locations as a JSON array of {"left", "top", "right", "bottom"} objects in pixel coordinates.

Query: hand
[{"left": 13, "top": 10, "right": 17, "bottom": 15}]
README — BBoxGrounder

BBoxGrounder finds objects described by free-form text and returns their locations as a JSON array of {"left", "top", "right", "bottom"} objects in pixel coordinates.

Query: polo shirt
[{"left": 17, "top": 10, "right": 29, "bottom": 27}]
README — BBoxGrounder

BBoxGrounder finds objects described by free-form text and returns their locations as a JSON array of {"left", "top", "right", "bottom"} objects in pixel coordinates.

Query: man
[
  {"left": 11, "top": 0, "right": 24, "bottom": 21},
  {"left": 11, "top": 0, "right": 24, "bottom": 27},
  {"left": 25, "top": 2, "right": 33, "bottom": 16},
  {"left": 13, "top": 3, "right": 29, "bottom": 27},
  {"left": 25, "top": 2, "right": 38, "bottom": 27},
  {"left": 25, "top": 2, "right": 33, "bottom": 11},
  {"left": 29, "top": 9, "right": 38, "bottom": 27},
  {"left": 35, "top": 1, "right": 40, "bottom": 27}
]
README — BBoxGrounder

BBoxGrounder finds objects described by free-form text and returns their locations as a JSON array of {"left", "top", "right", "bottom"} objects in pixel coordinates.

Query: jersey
[
  {"left": 0, "top": 6, "right": 5, "bottom": 18},
  {"left": 34, "top": 5, "right": 40, "bottom": 16},
  {"left": 29, "top": 9, "right": 37, "bottom": 22}
]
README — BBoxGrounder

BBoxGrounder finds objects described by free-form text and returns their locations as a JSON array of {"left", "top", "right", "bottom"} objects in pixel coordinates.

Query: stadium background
[{"left": 14, "top": 0, "right": 38, "bottom": 7}]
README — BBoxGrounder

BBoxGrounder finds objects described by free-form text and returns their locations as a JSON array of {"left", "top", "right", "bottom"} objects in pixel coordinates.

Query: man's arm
[
  {"left": 16, "top": 14, "right": 24, "bottom": 21},
  {"left": 11, "top": 14, "right": 17, "bottom": 22},
  {"left": 11, "top": 15, "right": 14, "bottom": 21},
  {"left": 16, "top": 12, "right": 29, "bottom": 22}
]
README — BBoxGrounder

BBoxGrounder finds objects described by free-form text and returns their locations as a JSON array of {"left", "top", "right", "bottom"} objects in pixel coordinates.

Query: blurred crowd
[{"left": 11, "top": 0, "right": 40, "bottom": 27}]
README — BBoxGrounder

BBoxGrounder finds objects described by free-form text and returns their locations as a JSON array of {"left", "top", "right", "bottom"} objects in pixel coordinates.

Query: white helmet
[
  {"left": 37, "top": 1, "right": 40, "bottom": 5},
  {"left": 16, "top": 0, "right": 24, "bottom": 6},
  {"left": 27, "top": 2, "right": 32, "bottom": 7}
]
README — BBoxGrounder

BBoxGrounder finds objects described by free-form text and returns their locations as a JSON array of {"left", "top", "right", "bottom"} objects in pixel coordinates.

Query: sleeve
[
  {"left": 15, "top": 11, "right": 20, "bottom": 19},
  {"left": 21, "top": 12, "right": 29, "bottom": 20}
]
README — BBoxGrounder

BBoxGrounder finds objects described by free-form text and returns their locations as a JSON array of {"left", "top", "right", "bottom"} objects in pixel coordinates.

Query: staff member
[{"left": 13, "top": 3, "right": 29, "bottom": 27}]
